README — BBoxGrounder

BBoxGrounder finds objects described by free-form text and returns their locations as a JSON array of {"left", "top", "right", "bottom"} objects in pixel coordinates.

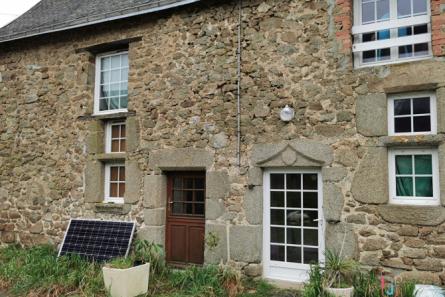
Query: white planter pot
[
  {"left": 325, "top": 287, "right": 354, "bottom": 297},
  {"left": 102, "top": 263, "right": 150, "bottom": 297}
]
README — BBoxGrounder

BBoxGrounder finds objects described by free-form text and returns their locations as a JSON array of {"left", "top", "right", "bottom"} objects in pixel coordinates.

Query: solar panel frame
[{"left": 58, "top": 218, "right": 136, "bottom": 262}]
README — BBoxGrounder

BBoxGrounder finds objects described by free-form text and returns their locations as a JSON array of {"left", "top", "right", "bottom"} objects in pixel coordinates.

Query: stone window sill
[
  {"left": 93, "top": 203, "right": 131, "bottom": 215},
  {"left": 95, "top": 153, "right": 126, "bottom": 161},
  {"left": 378, "top": 204, "right": 445, "bottom": 226},
  {"left": 79, "top": 111, "right": 136, "bottom": 121},
  {"left": 379, "top": 135, "right": 444, "bottom": 147}
]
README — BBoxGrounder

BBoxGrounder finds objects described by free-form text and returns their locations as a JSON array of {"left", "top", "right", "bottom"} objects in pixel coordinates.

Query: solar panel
[{"left": 58, "top": 219, "right": 136, "bottom": 262}]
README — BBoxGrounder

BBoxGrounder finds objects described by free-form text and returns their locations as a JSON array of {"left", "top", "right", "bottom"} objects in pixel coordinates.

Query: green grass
[{"left": 0, "top": 245, "right": 300, "bottom": 297}]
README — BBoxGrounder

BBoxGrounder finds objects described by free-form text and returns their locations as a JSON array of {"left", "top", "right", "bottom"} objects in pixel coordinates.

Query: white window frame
[
  {"left": 94, "top": 51, "right": 129, "bottom": 115},
  {"left": 105, "top": 121, "right": 126, "bottom": 153},
  {"left": 388, "top": 91, "right": 436, "bottom": 136},
  {"left": 104, "top": 163, "right": 125, "bottom": 204},
  {"left": 388, "top": 148, "right": 439, "bottom": 206},
  {"left": 352, "top": 0, "right": 432, "bottom": 68}
]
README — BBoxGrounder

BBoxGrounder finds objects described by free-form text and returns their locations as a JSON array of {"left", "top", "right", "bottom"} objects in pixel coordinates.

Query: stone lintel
[
  {"left": 93, "top": 203, "right": 131, "bottom": 215},
  {"left": 149, "top": 148, "right": 214, "bottom": 171},
  {"left": 379, "top": 135, "right": 444, "bottom": 147},
  {"left": 78, "top": 111, "right": 136, "bottom": 121},
  {"left": 378, "top": 205, "right": 445, "bottom": 226},
  {"left": 143, "top": 175, "right": 167, "bottom": 208},
  {"left": 384, "top": 83, "right": 438, "bottom": 94}
]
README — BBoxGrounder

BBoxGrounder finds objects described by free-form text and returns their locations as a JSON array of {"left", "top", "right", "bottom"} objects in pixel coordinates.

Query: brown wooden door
[{"left": 166, "top": 172, "right": 205, "bottom": 265}]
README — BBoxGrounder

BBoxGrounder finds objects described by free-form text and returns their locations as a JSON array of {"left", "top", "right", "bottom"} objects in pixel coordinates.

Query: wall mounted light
[{"left": 280, "top": 105, "right": 295, "bottom": 122}]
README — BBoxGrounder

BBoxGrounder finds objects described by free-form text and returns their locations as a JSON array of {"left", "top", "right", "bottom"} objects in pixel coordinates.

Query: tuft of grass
[{"left": 106, "top": 257, "right": 134, "bottom": 269}]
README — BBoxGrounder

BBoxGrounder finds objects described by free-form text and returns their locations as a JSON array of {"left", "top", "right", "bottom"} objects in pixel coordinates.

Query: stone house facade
[{"left": 1, "top": 0, "right": 445, "bottom": 283}]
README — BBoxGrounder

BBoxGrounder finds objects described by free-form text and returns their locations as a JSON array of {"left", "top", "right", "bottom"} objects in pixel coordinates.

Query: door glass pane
[
  {"left": 173, "top": 177, "right": 182, "bottom": 188},
  {"left": 398, "top": 0, "right": 411, "bottom": 17},
  {"left": 303, "top": 211, "right": 318, "bottom": 227},
  {"left": 287, "top": 247, "right": 302, "bottom": 263},
  {"left": 184, "top": 191, "right": 193, "bottom": 202},
  {"left": 303, "top": 174, "right": 317, "bottom": 190},
  {"left": 195, "top": 203, "right": 204, "bottom": 215},
  {"left": 185, "top": 178, "right": 194, "bottom": 189},
  {"left": 415, "top": 177, "right": 433, "bottom": 197},
  {"left": 287, "top": 228, "right": 301, "bottom": 245},
  {"left": 173, "top": 203, "right": 184, "bottom": 214},
  {"left": 413, "top": 0, "right": 427, "bottom": 14},
  {"left": 173, "top": 190, "right": 183, "bottom": 202},
  {"left": 394, "top": 99, "right": 411, "bottom": 115},
  {"left": 413, "top": 116, "right": 431, "bottom": 132},
  {"left": 304, "top": 229, "right": 318, "bottom": 246},
  {"left": 286, "top": 174, "right": 301, "bottom": 189},
  {"left": 396, "top": 155, "right": 413, "bottom": 174},
  {"left": 303, "top": 248, "right": 318, "bottom": 264},
  {"left": 271, "top": 191, "right": 285, "bottom": 207},
  {"left": 271, "top": 227, "right": 285, "bottom": 243},
  {"left": 396, "top": 177, "right": 414, "bottom": 196},
  {"left": 271, "top": 209, "right": 285, "bottom": 225},
  {"left": 195, "top": 178, "right": 205, "bottom": 189},
  {"left": 287, "top": 210, "right": 301, "bottom": 226},
  {"left": 415, "top": 155, "right": 432, "bottom": 174},
  {"left": 196, "top": 191, "right": 205, "bottom": 202},
  {"left": 303, "top": 192, "right": 318, "bottom": 209},
  {"left": 286, "top": 192, "right": 300, "bottom": 208},
  {"left": 271, "top": 174, "right": 284, "bottom": 189},
  {"left": 362, "top": 1, "right": 375, "bottom": 23},
  {"left": 271, "top": 245, "right": 285, "bottom": 261}
]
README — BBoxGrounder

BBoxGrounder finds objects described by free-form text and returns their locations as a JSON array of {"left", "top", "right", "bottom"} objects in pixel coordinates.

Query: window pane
[
  {"left": 304, "top": 229, "right": 318, "bottom": 246},
  {"left": 173, "top": 177, "right": 182, "bottom": 188},
  {"left": 363, "top": 32, "right": 376, "bottom": 42},
  {"left": 396, "top": 177, "right": 414, "bottom": 196},
  {"left": 101, "top": 57, "right": 110, "bottom": 70},
  {"left": 399, "top": 45, "right": 413, "bottom": 58},
  {"left": 110, "top": 183, "right": 118, "bottom": 197},
  {"left": 415, "top": 177, "right": 433, "bottom": 197},
  {"left": 413, "top": 116, "right": 431, "bottom": 132},
  {"left": 100, "top": 84, "right": 110, "bottom": 98},
  {"left": 196, "top": 191, "right": 205, "bottom": 202},
  {"left": 303, "top": 211, "right": 318, "bottom": 227},
  {"left": 120, "top": 96, "right": 128, "bottom": 109},
  {"left": 271, "top": 245, "right": 285, "bottom": 261},
  {"left": 99, "top": 98, "right": 108, "bottom": 111},
  {"left": 303, "top": 174, "right": 317, "bottom": 190},
  {"left": 287, "top": 192, "right": 301, "bottom": 208},
  {"left": 111, "top": 125, "right": 120, "bottom": 138},
  {"left": 121, "top": 68, "right": 129, "bottom": 81},
  {"left": 396, "top": 155, "right": 413, "bottom": 174},
  {"left": 111, "top": 70, "right": 120, "bottom": 83},
  {"left": 195, "top": 178, "right": 204, "bottom": 189},
  {"left": 363, "top": 50, "right": 376, "bottom": 63},
  {"left": 394, "top": 99, "right": 411, "bottom": 115},
  {"left": 110, "top": 83, "right": 120, "bottom": 97},
  {"left": 377, "top": 48, "right": 391, "bottom": 61},
  {"left": 111, "top": 55, "right": 120, "bottom": 68},
  {"left": 413, "top": 97, "right": 430, "bottom": 114},
  {"left": 271, "top": 209, "right": 285, "bottom": 225},
  {"left": 287, "top": 228, "right": 301, "bottom": 245},
  {"left": 111, "top": 140, "right": 120, "bottom": 152},
  {"left": 271, "top": 227, "right": 285, "bottom": 243},
  {"left": 120, "top": 82, "right": 128, "bottom": 95},
  {"left": 398, "top": 0, "right": 411, "bottom": 17},
  {"left": 287, "top": 246, "right": 302, "bottom": 263},
  {"left": 110, "top": 97, "right": 120, "bottom": 110},
  {"left": 362, "top": 1, "right": 376, "bottom": 23},
  {"left": 287, "top": 210, "right": 301, "bottom": 226},
  {"left": 303, "top": 248, "right": 318, "bottom": 264},
  {"left": 377, "top": 29, "right": 390, "bottom": 40},
  {"left": 110, "top": 167, "right": 119, "bottom": 181},
  {"left": 195, "top": 203, "right": 204, "bottom": 215},
  {"left": 119, "top": 167, "right": 125, "bottom": 181},
  {"left": 173, "top": 202, "right": 184, "bottom": 214},
  {"left": 398, "top": 26, "right": 413, "bottom": 37},
  {"left": 119, "top": 183, "right": 125, "bottom": 197},
  {"left": 377, "top": 0, "right": 390, "bottom": 20},
  {"left": 271, "top": 191, "right": 285, "bottom": 207},
  {"left": 184, "top": 191, "right": 193, "bottom": 202},
  {"left": 395, "top": 117, "right": 412, "bottom": 133},
  {"left": 121, "top": 54, "right": 129, "bottom": 67},
  {"left": 303, "top": 192, "right": 318, "bottom": 209},
  {"left": 415, "top": 155, "right": 432, "bottom": 174},
  {"left": 101, "top": 71, "right": 110, "bottom": 84},
  {"left": 413, "top": 0, "right": 427, "bottom": 14},
  {"left": 414, "top": 43, "right": 429, "bottom": 56},
  {"left": 414, "top": 24, "right": 428, "bottom": 35},
  {"left": 185, "top": 178, "right": 193, "bottom": 189},
  {"left": 173, "top": 190, "right": 182, "bottom": 202},
  {"left": 271, "top": 174, "right": 285, "bottom": 189},
  {"left": 286, "top": 174, "right": 301, "bottom": 190}
]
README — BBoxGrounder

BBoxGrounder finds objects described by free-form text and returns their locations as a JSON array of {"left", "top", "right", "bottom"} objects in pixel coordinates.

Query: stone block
[
  {"left": 86, "top": 120, "right": 104, "bottom": 154},
  {"left": 378, "top": 205, "right": 445, "bottom": 226},
  {"left": 137, "top": 226, "right": 165, "bottom": 246},
  {"left": 437, "top": 87, "right": 445, "bottom": 134},
  {"left": 323, "top": 183, "right": 343, "bottom": 223},
  {"left": 325, "top": 222, "right": 359, "bottom": 260},
  {"left": 126, "top": 116, "right": 139, "bottom": 152},
  {"left": 414, "top": 258, "right": 443, "bottom": 272},
  {"left": 1, "top": 231, "right": 16, "bottom": 243},
  {"left": 439, "top": 143, "right": 445, "bottom": 206},
  {"left": 244, "top": 263, "right": 262, "bottom": 277},
  {"left": 124, "top": 159, "right": 141, "bottom": 204},
  {"left": 204, "top": 223, "right": 228, "bottom": 264},
  {"left": 206, "top": 171, "right": 230, "bottom": 200},
  {"left": 362, "top": 236, "right": 389, "bottom": 251},
  {"left": 143, "top": 208, "right": 165, "bottom": 226},
  {"left": 402, "top": 248, "right": 427, "bottom": 259},
  {"left": 94, "top": 203, "right": 131, "bottom": 215},
  {"left": 351, "top": 147, "right": 388, "bottom": 204},
  {"left": 381, "top": 258, "right": 412, "bottom": 270},
  {"left": 247, "top": 167, "right": 263, "bottom": 186},
  {"left": 322, "top": 167, "right": 347, "bottom": 183},
  {"left": 397, "top": 271, "right": 441, "bottom": 285},
  {"left": 356, "top": 93, "right": 387, "bottom": 136},
  {"left": 149, "top": 148, "right": 214, "bottom": 170},
  {"left": 206, "top": 199, "right": 225, "bottom": 220},
  {"left": 229, "top": 225, "right": 262, "bottom": 263},
  {"left": 244, "top": 186, "right": 263, "bottom": 225},
  {"left": 29, "top": 222, "right": 43, "bottom": 234},
  {"left": 143, "top": 175, "right": 167, "bottom": 208},
  {"left": 360, "top": 251, "right": 381, "bottom": 266},
  {"left": 84, "top": 160, "right": 104, "bottom": 203}
]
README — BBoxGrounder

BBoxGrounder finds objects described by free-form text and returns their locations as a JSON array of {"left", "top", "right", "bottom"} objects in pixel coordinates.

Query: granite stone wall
[{"left": 1, "top": 0, "right": 445, "bottom": 281}]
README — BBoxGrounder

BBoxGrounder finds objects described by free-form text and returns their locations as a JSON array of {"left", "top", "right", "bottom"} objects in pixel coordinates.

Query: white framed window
[
  {"left": 94, "top": 51, "right": 129, "bottom": 115},
  {"left": 388, "top": 148, "right": 439, "bottom": 205},
  {"left": 104, "top": 163, "right": 125, "bottom": 204},
  {"left": 388, "top": 92, "right": 436, "bottom": 135},
  {"left": 105, "top": 121, "right": 126, "bottom": 153},
  {"left": 352, "top": 0, "right": 432, "bottom": 67}
]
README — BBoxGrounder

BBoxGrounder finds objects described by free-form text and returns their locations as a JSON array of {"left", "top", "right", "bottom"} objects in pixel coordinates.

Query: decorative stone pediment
[{"left": 251, "top": 139, "right": 333, "bottom": 168}]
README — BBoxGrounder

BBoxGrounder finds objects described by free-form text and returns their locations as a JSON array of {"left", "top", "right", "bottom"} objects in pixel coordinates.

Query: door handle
[
  {"left": 168, "top": 201, "right": 174, "bottom": 204},
  {"left": 313, "top": 219, "right": 323, "bottom": 221}
]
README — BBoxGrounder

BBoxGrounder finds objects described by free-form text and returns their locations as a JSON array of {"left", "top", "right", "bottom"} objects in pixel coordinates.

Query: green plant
[
  {"left": 219, "top": 264, "right": 243, "bottom": 297},
  {"left": 205, "top": 232, "right": 220, "bottom": 251},
  {"left": 169, "top": 265, "right": 225, "bottom": 297},
  {"left": 106, "top": 257, "right": 133, "bottom": 269},
  {"left": 398, "top": 281, "right": 416, "bottom": 297},
  {"left": 353, "top": 271, "right": 381, "bottom": 297},
  {"left": 132, "top": 239, "right": 168, "bottom": 276},
  {"left": 324, "top": 249, "right": 358, "bottom": 289},
  {"left": 302, "top": 264, "right": 333, "bottom": 297}
]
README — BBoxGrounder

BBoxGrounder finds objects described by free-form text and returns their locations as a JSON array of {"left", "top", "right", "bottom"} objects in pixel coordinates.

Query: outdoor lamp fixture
[{"left": 280, "top": 105, "right": 295, "bottom": 122}]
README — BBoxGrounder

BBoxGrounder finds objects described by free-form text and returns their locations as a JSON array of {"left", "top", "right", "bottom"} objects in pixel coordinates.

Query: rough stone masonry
[{"left": 1, "top": 0, "right": 445, "bottom": 283}]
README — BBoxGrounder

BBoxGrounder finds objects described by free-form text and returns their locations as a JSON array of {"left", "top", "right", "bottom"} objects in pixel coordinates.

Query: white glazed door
[{"left": 263, "top": 169, "right": 325, "bottom": 282}]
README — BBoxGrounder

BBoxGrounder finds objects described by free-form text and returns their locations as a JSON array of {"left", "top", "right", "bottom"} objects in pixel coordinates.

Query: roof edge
[{"left": 0, "top": 0, "right": 200, "bottom": 44}]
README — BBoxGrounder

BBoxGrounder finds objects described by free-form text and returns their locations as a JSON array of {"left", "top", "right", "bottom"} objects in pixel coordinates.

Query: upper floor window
[
  {"left": 105, "top": 121, "right": 126, "bottom": 153},
  {"left": 104, "top": 164, "right": 125, "bottom": 204},
  {"left": 388, "top": 92, "right": 436, "bottom": 135},
  {"left": 94, "top": 51, "right": 129, "bottom": 115},
  {"left": 353, "top": 0, "right": 431, "bottom": 67}
]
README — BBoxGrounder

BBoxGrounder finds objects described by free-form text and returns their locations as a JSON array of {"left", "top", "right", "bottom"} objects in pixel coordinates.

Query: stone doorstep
[{"left": 265, "top": 278, "right": 305, "bottom": 290}]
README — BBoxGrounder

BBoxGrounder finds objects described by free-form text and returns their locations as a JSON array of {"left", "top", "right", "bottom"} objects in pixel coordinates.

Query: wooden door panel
[
  {"left": 188, "top": 225, "right": 205, "bottom": 264},
  {"left": 169, "top": 224, "right": 187, "bottom": 263}
]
